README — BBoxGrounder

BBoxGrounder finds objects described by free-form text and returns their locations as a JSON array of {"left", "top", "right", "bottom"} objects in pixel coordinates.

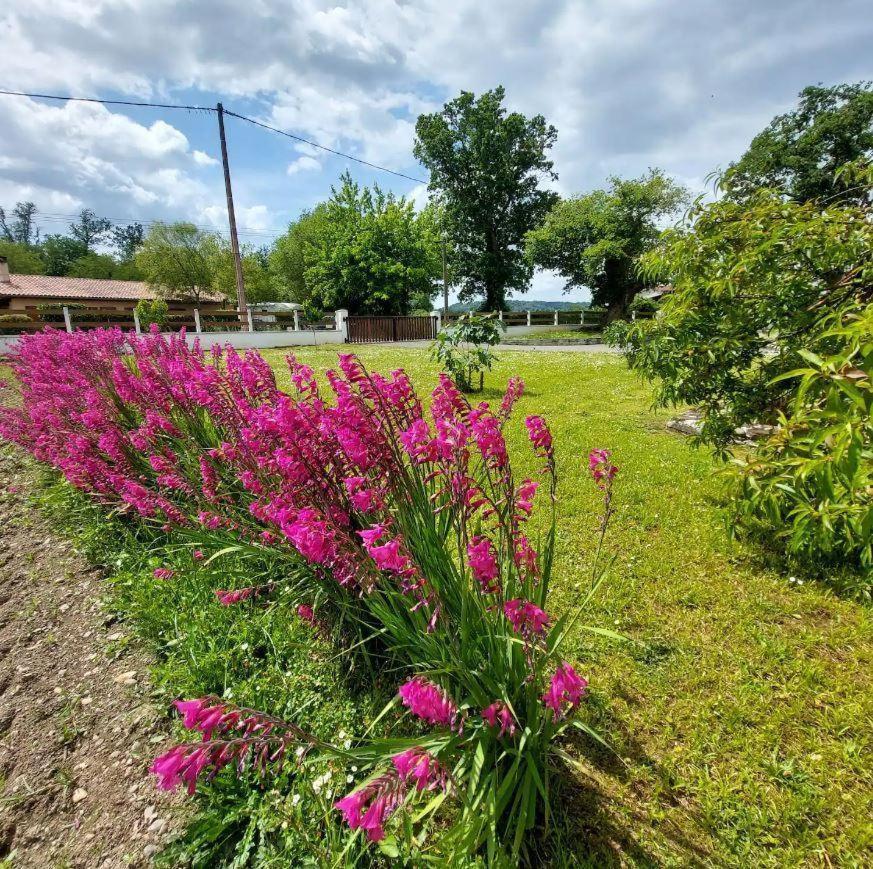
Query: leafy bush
[
  {"left": 135, "top": 298, "right": 168, "bottom": 330},
  {"left": 628, "top": 295, "right": 659, "bottom": 315},
  {"left": 618, "top": 167, "right": 872, "bottom": 579},
  {"left": 0, "top": 329, "right": 618, "bottom": 863},
  {"left": 729, "top": 302, "right": 872, "bottom": 581},
  {"left": 0, "top": 313, "right": 33, "bottom": 323},
  {"left": 431, "top": 314, "right": 504, "bottom": 392}
]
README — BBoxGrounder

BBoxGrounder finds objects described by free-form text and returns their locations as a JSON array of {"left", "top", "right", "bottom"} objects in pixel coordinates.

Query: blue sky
[{"left": 2, "top": 0, "right": 871, "bottom": 303}]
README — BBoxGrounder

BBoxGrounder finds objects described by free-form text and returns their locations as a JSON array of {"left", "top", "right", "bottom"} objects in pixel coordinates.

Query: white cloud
[
  {"left": 287, "top": 155, "right": 321, "bottom": 175},
  {"left": 192, "top": 149, "right": 218, "bottom": 166}
]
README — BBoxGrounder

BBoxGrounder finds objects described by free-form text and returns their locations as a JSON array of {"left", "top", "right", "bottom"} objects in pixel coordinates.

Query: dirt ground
[{"left": 0, "top": 447, "right": 184, "bottom": 868}]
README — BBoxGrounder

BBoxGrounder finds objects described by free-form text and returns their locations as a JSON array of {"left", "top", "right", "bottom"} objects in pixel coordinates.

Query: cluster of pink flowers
[
  {"left": 398, "top": 677, "right": 460, "bottom": 730},
  {"left": 150, "top": 698, "right": 310, "bottom": 793},
  {"left": 503, "top": 598, "right": 551, "bottom": 638},
  {"left": 589, "top": 448, "right": 618, "bottom": 489},
  {"left": 334, "top": 748, "right": 448, "bottom": 842},
  {"left": 542, "top": 663, "right": 588, "bottom": 720},
  {"left": 0, "top": 327, "right": 612, "bottom": 851},
  {"left": 467, "top": 536, "right": 500, "bottom": 593},
  {"left": 481, "top": 701, "right": 516, "bottom": 738}
]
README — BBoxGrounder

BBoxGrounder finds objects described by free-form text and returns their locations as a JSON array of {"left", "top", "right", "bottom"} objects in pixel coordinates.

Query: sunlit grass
[{"left": 256, "top": 345, "right": 873, "bottom": 867}]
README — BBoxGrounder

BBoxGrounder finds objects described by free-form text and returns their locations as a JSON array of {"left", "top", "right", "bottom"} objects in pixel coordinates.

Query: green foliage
[
  {"left": 136, "top": 222, "right": 224, "bottom": 304},
  {"left": 112, "top": 223, "right": 145, "bottom": 261},
  {"left": 301, "top": 172, "right": 440, "bottom": 315},
  {"left": 729, "top": 302, "right": 872, "bottom": 581},
  {"left": 430, "top": 314, "right": 503, "bottom": 391},
  {"left": 0, "top": 201, "right": 39, "bottom": 245},
  {"left": 39, "top": 234, "right": 88, "bottom": 276},
  {"left": 134, "top": 298, "right": 168, "bottom": 330},
  {"left": 69, "top": 208, "right": 112, "bottom": 251},
  {"left": 269, "top": 205, "right": 331, "bottom": 311},
  {"left": 628, "top": 294, "right": 659, "bottom": 315},
  {"left": 625, "top": 178, "right": 873, "bottom": 448},
  {"left": 725, "top": 82, "right": 873, "bottom": 205},
  {"left": 0, "top": 240, "right": 44, "bottom": 274},
  {"left": 525, "top": 170, "right": 687, "bottom": 320},
  {"left": 414, "top": 86, "right": 558, "bottom": 311},
  {"left": 66, "top": 252, "right": 118, "bottom": 279}
]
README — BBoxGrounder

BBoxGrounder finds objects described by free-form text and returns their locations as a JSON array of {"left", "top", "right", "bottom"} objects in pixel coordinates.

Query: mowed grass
[
  {"left": 502, "top": 328, "right": 603, "bottom": 343},
  {"left": 260, "top": 345, "right": 872, "bottom": 867}
]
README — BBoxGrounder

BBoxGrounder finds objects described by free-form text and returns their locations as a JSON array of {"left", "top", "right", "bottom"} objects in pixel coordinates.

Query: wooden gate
[{"left": 346, "top": 315, "right": 437, "bottom": 344}]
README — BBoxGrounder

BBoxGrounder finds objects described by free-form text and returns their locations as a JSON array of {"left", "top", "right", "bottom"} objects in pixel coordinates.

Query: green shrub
[
  {"left": 729, "top": 302, "right": 872, "bottom": 584},
  {"left": 0, "top": 313, "right": 34, "bottom": 323},
  {"left": 135, "top": 298, "right": 168, "bottom": 330},
  {"left": 430, "top": 314, "right": 504, "bottom": 391}
]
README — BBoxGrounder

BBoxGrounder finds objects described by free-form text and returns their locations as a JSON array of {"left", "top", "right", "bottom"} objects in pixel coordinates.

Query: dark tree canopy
[
  {"left": 0, "top": 202, "right": 39, "bottom": 246},
  {"left": 525, "top": 170, "right": 687, "bottom": 320},
  {"left": 414, "top": 87, "right": 558, "bottom": 311},
  {"left": 69, "top": 209, "right": 113, "bottom": 251},
  {"left": 725, "top": 82, "right": 873, "bottom": 205},
  {"left": 112, "top": 223, "right": 145, "bottom": 261}
]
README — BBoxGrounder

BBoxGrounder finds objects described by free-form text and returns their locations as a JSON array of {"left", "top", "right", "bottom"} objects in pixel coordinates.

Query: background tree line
[{"left": 3, "top": 81, "right": 870, "bottom": 320}]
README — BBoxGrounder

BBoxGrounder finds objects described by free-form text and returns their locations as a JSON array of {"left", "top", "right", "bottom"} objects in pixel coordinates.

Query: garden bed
[{"left": 1, "top": 345, "right": 870, "bottom": 866}]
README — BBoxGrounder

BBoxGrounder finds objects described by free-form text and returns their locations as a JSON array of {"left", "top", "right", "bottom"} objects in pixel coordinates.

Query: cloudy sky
[{"left": 2, "top": 0, "right": 871, "bottom": 301}]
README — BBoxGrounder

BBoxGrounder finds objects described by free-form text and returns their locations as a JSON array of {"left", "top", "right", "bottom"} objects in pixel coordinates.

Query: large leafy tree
[
  {"left": 525, "top": 170, "right": 687, "bottom": 320},
  {"left": 39, "top": 235, "right": 88, "bottom": 276},
  {"left": 269, "top": 205, "right": 331, "bottom": 310},
  {"left": 0, "top": 240, "right": 45, "bottom": 274},
  {"left": 725, "top": 82, "right": 873, "bottom": 205},
  {"left": 414, "top": 87, "right": 558, "bottom": 311},
  {"left": 135, "top": 222, "right": 223, "bottom": 304},
  {"left": 69, "top": 208, "right": 113, "bottom": 251},
  {"left": 301, "top": 173, "right": 440, "bottom": 315},
  {"left": 0, "top": 201, "right": 39, "bottom": 245},
  {"left": 112, "top": 223, "right": 145, "bottom": 261}
]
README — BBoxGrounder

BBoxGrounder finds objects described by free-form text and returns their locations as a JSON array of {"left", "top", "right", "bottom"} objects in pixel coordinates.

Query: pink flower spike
[
  {"left": 467, "top": 536, "right": 500, "bottom": 594},
  {"left": 398, "top": 677, "right": 458, "bottom": 730},
  {"left": 588, "top": 449, "right": 618, "bottom": 489},
  {"left": 153, "top": 567, "right": 174, "bottom": 580},
  {"left": 174, "top": 698, "right": 208, "bottom": 729},
  {"left": 542, "top": 662, "right": 588, "bottom": 720},
  {"left": 503, "top": 599, "right": 551, "bottom": 638},
  {"left": 334, "top": 787, "right": 371, "bottom": 830},
  {"left": 481, "top": 701, "right": 516, "bottom": 738}
]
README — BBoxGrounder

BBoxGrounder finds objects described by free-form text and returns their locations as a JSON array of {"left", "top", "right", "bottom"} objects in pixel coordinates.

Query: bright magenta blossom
[
  {"left": 391, "top": 748, "right": 448, "bottom": 792},
  {"left": 503, "top": 599, "right": 551, "bottom": 637},
  {"left": 525, "top": 415, "right": 552, "bottom": 457},
  {"left": 542, "top": 662, "right": 588, "bottom": 719},
  {"left": 153, "top": 567, "right": 174, "bottom": 580},
  {"left": 398, "top": 677, "right": 458, "bottom": 729},
  {"left": 482, "top": 701, "right": 516, "bottom": 738},
  {"left": 588, "top": 448, "right": 618, "bottom": 489},
  {"left": 467, "top": 536, "right": 500, "bottom": 593}
]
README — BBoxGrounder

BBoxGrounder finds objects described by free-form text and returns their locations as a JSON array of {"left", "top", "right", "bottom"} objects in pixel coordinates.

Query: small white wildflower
[
  {"left": 291, "top": 793, "right": 301, "bottom": 806},
  {"left": 343, "top": 739, "right": 352, "bottom": 750},
  {"left": 347, "top": 775, "right": 354, "bottom": 784}
]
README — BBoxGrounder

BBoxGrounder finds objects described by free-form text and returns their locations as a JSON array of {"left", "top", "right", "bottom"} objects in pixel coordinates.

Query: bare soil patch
[{"left": 0, "top": 446, "right": 184, "bottom": 868}]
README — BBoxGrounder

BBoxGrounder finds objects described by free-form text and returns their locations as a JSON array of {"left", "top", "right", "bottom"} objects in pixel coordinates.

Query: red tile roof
[{"left": 0, "top": 274, "right": 222, "bottom": 303}]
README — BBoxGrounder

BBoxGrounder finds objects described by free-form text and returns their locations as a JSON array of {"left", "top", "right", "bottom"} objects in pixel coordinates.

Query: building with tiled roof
[{"left": 0, "top": 256, "right": 224, "bottom": 313}]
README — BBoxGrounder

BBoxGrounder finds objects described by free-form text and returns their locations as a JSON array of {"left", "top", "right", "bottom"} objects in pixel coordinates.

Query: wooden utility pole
[
  {"left": 216, "top": 102, "right": 247, "bottom": 316},
  {"left": 442, "top": 231, "right": 449, "bottom": 316}
]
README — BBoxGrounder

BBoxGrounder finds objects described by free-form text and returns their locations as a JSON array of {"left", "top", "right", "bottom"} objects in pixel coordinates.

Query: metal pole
[{"left": 216, "top": 103, "right": 247, "bottom": 318}]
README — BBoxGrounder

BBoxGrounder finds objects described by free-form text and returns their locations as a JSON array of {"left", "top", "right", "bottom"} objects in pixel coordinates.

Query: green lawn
[
  {"left": 255, "top": 345, "right": 872, "bottom": 867},
  {"left": 502, "top": 328, "right": 603, "bottom": 343}
]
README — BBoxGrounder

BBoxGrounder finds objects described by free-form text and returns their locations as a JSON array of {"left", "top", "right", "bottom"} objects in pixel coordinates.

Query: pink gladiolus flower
[
  {"left": 153, "top": 567, "right": 174, "bottom": 580},
  {"left": 515, "top": 479, "right": 539, "bottom": 517},
  {"left": 344, "top": 476, "right": 381, "bottom": 512},
  {"left": 174, "top": 698, "right": 208, "bottom": 729},
  {"left": 334, "top": 787, "right": 372, "bottom": 831},
  {"left": 283, "top": 508, "right": 338, "bottom": 565},
  {"left": 503, "top": 599, "right": 550, "bottom": 637},
  {"left": 499, "top": 376, "right": 524, "bottom": 419},
  {"left": 192, "top": 549, "right": 204, "bottom": 561},
  {"left": 398, "top": 677, "right": 458, "bottom": 730},
  {"left": 542, "top": 662, "right": 588, "bottom": 719},
  {"left": 469, "top": 406, "right": 508, "bottom": 468},
  {"left": 392, "top": 748, "right": 448, "bottom": 792},
  {"left": 214, "top": 587, "right": 254, "bottom": 605},
  {"left": 525, "top": 415, "right": 553, "bottom": 458},
  {"left": 588, "top": 448, "right": 618, "bottom": 489},
  {"left": 481, "top": 701, "right": 516, "bottom": 738},
  {"left": 467, "top": 536, "right": 500, "bottom": 594}
]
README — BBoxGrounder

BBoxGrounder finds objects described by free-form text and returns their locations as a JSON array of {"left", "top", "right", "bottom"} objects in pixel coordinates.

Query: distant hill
[{"left": 447, "top": 300, "right": 590, "bottom": 313}]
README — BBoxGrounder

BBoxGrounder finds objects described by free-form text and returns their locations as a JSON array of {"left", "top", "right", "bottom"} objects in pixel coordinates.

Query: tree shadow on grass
[{"left": 539, "top": 690, "right": 722, "bottom": 868}]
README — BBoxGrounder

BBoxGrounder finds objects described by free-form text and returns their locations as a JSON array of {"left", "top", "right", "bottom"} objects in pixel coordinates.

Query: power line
[
  {"left": 223, "top": 109, "right": 428, "bottom": 185},
  {"left": 0, "top": 89, "right": 430, "bottom": 185},
  {"left": 0, "top": 89, "right": 214, "bottom": 113}
]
